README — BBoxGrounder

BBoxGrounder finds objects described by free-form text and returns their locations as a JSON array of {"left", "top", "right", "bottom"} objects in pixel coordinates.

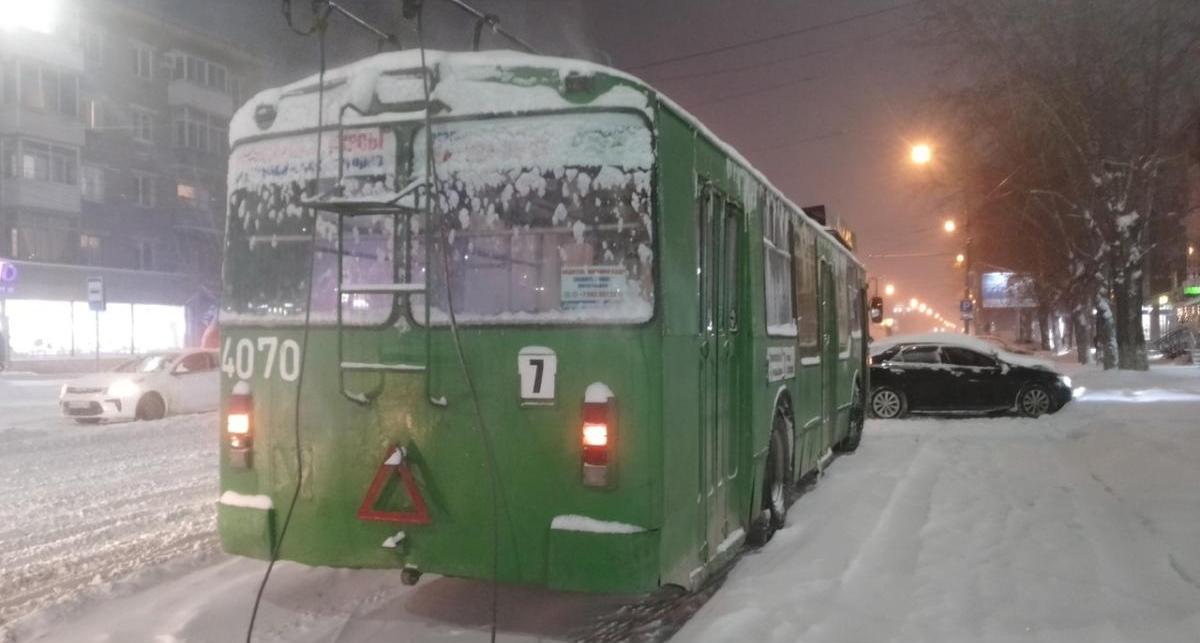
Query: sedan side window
[
  {"left": 175, "top": 353, "right": 210, "bottom": 374},
  {"left": 897, "top": 345, "right": 940, "bottom": 364},
  {"left": 942, "top": 347, "right": 997, "bottom": 368}
]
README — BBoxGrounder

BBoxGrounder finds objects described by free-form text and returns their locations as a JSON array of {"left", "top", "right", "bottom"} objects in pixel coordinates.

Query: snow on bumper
[{"left": 218, "top": 493, "right": 276, "bottom": 560}]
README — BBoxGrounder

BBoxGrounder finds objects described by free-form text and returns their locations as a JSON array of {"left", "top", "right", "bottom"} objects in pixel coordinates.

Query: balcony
[
  {"left": 167, "top": 81, "right": 234, "bottom": 119},
  {"left": 0, "top": 106, "right": 85, "bottom": 147},
  {"left": 0, "top": 178, "right": 82, "bottom": 215}
]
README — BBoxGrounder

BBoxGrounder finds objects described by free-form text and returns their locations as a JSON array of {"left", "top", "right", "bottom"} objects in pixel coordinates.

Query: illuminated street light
[
  {"left": 884, "top": 283, "right": 895, "bottom": 297},
  {"left": 943, "top": 219, "right": 956, "bottom": 233},
  {"left": 1190, "top": 245, "right": 1195, "bottom": 256},
  {"left": 918, "top": 303, "right": 927, "bottom": 313},
  {"left": 910, "top": 143, "right": 932, "bottom": 165},
  {"left": 955, "top": 253, "right": 965, "bottom": 265},
  {"left": 0, "top": 0, "right": 59, "bottom": 33},
  {"left": 909, "top": 298, "right": 919, "bottom": 309},
  {"left": 925, "top": 309, "right": 933, "bottom": 317}
]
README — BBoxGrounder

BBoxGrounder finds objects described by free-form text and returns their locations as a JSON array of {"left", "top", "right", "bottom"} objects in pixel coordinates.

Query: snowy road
[{"left": 4, "top": 365, "right": 1200, "bottom": 642}]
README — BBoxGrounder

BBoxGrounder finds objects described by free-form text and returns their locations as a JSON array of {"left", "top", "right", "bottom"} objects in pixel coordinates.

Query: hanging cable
[
  {"left": 414, "top": 7, "right": 503, "bottom": 641},
  {"left": 244, "top": 7, "right": 331, "bottom": 643}
]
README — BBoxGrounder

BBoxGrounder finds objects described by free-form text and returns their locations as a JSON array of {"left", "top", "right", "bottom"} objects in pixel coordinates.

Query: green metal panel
[{"left": 219, "top": 58, "right": 866, "bottom": 594}]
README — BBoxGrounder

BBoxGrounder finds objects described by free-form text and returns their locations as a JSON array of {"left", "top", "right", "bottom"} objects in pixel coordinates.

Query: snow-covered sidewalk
[{"left": 678, "top": 364, "right": 1200, "bottom": 643}]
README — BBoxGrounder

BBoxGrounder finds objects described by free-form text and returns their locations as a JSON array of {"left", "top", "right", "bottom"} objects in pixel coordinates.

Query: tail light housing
[
  {"left": 227, "top": 382, "right": 253, "bottom": 468},
  {"left": 581, "top": 383, "right": 616, "bottom": 488}
]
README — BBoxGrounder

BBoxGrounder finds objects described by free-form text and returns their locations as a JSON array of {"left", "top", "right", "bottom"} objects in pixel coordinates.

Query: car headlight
[
  {"left": 60, "top": 385, "right": 68, "bottom": 398},
  {"left": 107, "top": 379, "right": 141, "bottom": 397},
  {"left": 1059, "top": 375, "right": 1072, "bottom": 389}
]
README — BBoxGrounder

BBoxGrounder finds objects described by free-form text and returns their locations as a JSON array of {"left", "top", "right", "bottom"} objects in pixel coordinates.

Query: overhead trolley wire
[{"left": 626, "top": 1, "right": 917, "bottom": 71}]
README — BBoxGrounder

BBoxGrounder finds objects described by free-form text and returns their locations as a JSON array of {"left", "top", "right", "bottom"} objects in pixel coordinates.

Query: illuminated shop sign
[{"left": 0, "top": 260, "right": 17, "bottom": 293}]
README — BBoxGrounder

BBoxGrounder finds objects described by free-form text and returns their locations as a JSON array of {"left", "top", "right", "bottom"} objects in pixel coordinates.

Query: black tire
[
  {"left": 748, "top": 423, "right": 790, "bottom": 546},
  {"left": 1017, "top": 384, "right": 1053, "bottom": 418},
  {"left": 835, "top": 379, "right": 865, "bottom": 453},
  {"left": 135, "top": 393, "right": 166, "bottom": 421},
  {"left": 869, "top": 386, "right": 907, "bottom": 419}
]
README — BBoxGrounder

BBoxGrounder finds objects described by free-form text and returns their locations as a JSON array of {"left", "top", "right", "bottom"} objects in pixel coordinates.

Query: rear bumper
[{"left": 218, "top": 497, "right": 661, "bottom": 593}]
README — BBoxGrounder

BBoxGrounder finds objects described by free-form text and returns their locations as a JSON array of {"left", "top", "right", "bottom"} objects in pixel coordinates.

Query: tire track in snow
[{"left": 0, "top": 413, "right": 220, "bottom": 631}]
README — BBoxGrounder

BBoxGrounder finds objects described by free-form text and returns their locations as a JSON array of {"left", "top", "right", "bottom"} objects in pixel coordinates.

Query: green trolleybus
[{"left": 218, "top": 50, "right": 868, "bottom": 594}]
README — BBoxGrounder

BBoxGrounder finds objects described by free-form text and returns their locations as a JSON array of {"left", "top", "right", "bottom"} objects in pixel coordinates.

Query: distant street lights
[
  {"left": 955, "top": 253, "right": 965, "bottom": 265},
  {"left": 943, "top": 219, "right": 957, "bottom": 233},
  {"left": 910, "top": 143, "right": 933, "bottom": 165},
  {"left": 884, "top": 283, "right": 895, "bottom": 297}
]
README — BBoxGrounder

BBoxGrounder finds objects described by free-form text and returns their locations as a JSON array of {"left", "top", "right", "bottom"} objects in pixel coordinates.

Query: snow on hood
[
  {"left": 65, "top": 372, "right": 145, "bottom": 389},
  {"left": 872, "top": 332, "right": 1058, "bottom": 372},
  {"left": 230, "top": 49, "right": 652, "bottom": 145}
]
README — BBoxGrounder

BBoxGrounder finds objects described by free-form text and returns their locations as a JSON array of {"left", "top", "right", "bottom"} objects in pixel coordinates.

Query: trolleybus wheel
[
  {"left": 835, "top": 379, "right": 865, "bottom": 453},
  {"left": 135, "top": 393, "right": 165, "bottom": 421},
  {"left": 748, "top": 422, "right": 790, "bottom": 546},
  {"left": 869, "top": 387, "right": 906, "bottom": 419},
  {"left": 1017, "top": 384, "right": 1052, "bottom": 418}
]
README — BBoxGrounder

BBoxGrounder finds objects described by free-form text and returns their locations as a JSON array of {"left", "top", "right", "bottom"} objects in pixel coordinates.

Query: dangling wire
[
  {"left": 244, "top": 7, "right": 331, "bottom": 643},
  {"left": 414, "top": 7, "right": 504, "bottom": 642}
]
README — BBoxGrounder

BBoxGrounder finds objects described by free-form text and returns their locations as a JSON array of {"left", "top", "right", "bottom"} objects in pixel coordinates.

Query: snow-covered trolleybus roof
[{"left": 229, "top": 49, "right": 861, "bottom": 269}]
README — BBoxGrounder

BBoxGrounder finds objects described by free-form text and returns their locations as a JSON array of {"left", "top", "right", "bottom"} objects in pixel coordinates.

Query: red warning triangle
[{"left": 356, "top": 446, "right": 432, "bottom": 524}]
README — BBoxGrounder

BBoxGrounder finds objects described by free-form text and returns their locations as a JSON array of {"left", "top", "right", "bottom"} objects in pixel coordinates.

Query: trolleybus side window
[
  {"left": 763, "top": 197, "right": 795, "bottom": 336},
  {"left": 411, "top": 112, "right": 654, "bottom": 325},
  {"left": 792, "top": 221, "right": 819, "bottom": 352},
  {"left": 722, "top": 204, "right": 740, "bottom": 332}
]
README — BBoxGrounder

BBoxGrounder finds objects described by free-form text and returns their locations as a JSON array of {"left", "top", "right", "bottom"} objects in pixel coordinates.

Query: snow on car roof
[{"left": 873, "top": 332, "right": 1056, "bottom": 371}]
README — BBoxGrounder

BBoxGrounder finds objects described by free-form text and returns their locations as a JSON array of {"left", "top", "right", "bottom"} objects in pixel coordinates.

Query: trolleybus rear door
[
  {"left": 698, "top": 185, "right": 739, "bottom": 559},
  {"left": 819, "top": 260, "right": 838, "bottom": 448}
]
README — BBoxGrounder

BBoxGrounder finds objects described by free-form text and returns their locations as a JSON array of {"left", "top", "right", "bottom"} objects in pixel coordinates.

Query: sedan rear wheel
[
  {"left": 870, "top": 387, "right": 906, "bottom": 419},
  {"left": 1018, "top": 385, "right": 1052, "bottom": 418}
]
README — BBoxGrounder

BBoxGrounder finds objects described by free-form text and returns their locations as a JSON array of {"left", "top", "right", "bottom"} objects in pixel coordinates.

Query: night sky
[{"left": 160, "top": 0, "right": 959, "bottom": 327}]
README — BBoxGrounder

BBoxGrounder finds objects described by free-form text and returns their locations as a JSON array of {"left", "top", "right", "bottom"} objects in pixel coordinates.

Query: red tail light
[
  {"left": 227, "top": 383, "right": 253, "bottom": 467},
  {"left": 582, "top": 423, "right": 609, "bottom": 465},
  {"left": 581, "top": 384, "right": 615, "bottom": 487}
]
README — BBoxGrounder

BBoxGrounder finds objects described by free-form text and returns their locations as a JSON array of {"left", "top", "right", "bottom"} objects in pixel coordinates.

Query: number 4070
[{"left": 221, "top": 337, "right": 302, "bottom": 382}]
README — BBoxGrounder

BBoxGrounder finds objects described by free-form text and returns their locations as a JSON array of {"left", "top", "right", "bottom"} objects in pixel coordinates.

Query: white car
[{"left": 59, "top": 349, "right": 219, "bottom": 423}]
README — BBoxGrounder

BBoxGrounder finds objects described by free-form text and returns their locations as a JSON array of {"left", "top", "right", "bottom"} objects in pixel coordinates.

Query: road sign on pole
[
  {"left": 87, "top": 277, "right": 106, "bottom": 312},
  {"left": 88, "top": 277, "right": 105, "bottom": 372},
  {"left": 960, "top": 298, "right": 975, "bottom": 320}
]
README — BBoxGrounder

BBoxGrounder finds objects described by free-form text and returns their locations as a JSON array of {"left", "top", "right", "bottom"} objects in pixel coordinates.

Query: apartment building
[{"left": 0, "top": 0, "right": 264, "bottom": 357}]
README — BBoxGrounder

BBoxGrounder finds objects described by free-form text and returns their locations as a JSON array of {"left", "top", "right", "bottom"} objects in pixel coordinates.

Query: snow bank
[
  {"left": 218, "top": 491, "right": 273, "bottom": 511},
  {"left": 550, "top": 515, "right": 645, "bottom": 534}
]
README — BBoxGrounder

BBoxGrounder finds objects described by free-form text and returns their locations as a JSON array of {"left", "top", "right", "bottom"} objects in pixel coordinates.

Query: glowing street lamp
[
  {"left": 925, "top": 309, "right": 933, "bottom": 317},
  {"left": 943, "top": 219, "right": 957, "bottom": 233},
  {"left": 884, "top": 283, "right": 895, "bottom": 297},
  {"left": 955, "top": 253, "right": 965, "bottom": 265},
  {"left": 918, "top": 303, "right": 927, "bottom": 313},
  {"left": 909, "top": 298, "right": 919, "bottom": 309},
  {"left": 910, "top": 143, "right": 932, "bottom": 165},
  {"left": 0, "top": 0, "right": 59, "bottom": 33}
]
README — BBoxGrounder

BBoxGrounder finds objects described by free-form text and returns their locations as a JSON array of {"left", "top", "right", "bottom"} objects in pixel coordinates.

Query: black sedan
[{"left": 868, "top": 342, "right": 1073, "bottom": 418}]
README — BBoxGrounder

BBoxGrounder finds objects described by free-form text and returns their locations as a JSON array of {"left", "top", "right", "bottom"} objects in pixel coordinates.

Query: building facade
[{"left": 0, "top": 0, "right": 264, "bottom": 357}]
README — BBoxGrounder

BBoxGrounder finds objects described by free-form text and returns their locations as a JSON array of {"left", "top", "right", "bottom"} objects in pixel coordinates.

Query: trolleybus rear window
[
  {"left": 222, "top": 112, "right": 654, "bottom": 326},
  {"left": 413, "top": 112, "right": 654, "bottom": 325}
]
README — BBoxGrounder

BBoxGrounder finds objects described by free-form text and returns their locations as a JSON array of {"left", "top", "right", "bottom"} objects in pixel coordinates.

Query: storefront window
[{"left": 3, "top": 299, "right": 185, "bottom": 356}]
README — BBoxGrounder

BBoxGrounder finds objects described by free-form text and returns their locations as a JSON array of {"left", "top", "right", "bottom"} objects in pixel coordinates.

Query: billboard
[{"left": 981, "top": 272, "right": 1036, "bottom": 308}]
